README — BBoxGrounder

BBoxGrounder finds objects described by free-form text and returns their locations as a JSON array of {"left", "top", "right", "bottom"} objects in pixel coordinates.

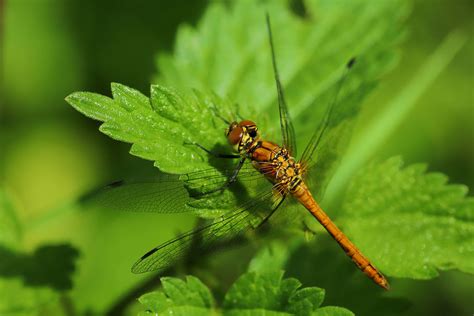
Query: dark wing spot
[
  {"left": 141, "top": 247, "right": 158, "bottom": 260},
  {"left": 347, "top": 57, "right": 356, "bottom": 68}
]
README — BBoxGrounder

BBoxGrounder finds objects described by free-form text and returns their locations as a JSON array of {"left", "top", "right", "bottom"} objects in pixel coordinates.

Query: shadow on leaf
[
  {"left": 284, "top": 236, "right": 411, "bottom": 316},
  {"left": 0, "top": 243, "right": 79, "bottom": 291}
]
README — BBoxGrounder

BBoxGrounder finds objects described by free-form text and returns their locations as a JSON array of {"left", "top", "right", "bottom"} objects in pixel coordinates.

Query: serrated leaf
[
  {"left": 67, "top": 0, "right": 407, "bottom": 186},
  {"left": 155, "top": 0, "right": 405, "bottom": 123},
  {"left": 66, "top": 85, "right": 236, "bottom": 174},
  {"left": 137, "top": 275, "right": 214, "bottom": 315},
  {"left": 111, "top": 82, "right": 151, "bottom": 112},
  {"left": 138, "top": 305, "right": 210, "bottom": 316},
  {"left": 138, "top": 291, "right": 170, "bottom": 313},
  {"left": 161, "top": 276, "right": 214, "bottom": 308},
  {"left": 224, "top": 271, "right": 330, "bottom": 316},
  {"left": 223, "top": 271, "right": 290, "bottom": 310},
  {"left": 138, "top": 290, "right": 211, "bottom": 316},
  {"left": 154, "top": 0, "right": 408, "bottom": 196},
  {"left": 138, "top": 272, "right": 352, "bottom": 316},
  {"left": 67, "top": 82, "right": 270, "bottom": 216},
  {"left": 339, "top": 156, "right": 474, "bottom": 279},
  {"left": 288, "top": 287, "right": 325, "bottom": 315}
]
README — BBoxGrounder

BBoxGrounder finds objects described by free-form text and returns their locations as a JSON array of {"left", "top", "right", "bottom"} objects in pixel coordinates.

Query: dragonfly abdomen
[{"left": 291, "top": 182, "right": 390, "bottom": 290}]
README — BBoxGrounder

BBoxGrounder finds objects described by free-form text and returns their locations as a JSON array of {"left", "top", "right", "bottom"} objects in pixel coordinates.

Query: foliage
[
  {"left": 2, "top": 0, "right": 472, "bottom": 315},
  {"left": 66, "top": 83, "right": 230, "bottom": 174},
  {"left": 340, "top": 157, "right": 474, "bottom": 278},
  {"left": 67, "top": 0, "right": 406, "bottom": 190},
  {"left": 62, "top": 0, "right": 474, "bottom": 314},
  {"left": 0, "top": 190, "right": 78, "bottom": 315},
  {"left": 137, "top": 272, "right": 353, "bottom": 316}
]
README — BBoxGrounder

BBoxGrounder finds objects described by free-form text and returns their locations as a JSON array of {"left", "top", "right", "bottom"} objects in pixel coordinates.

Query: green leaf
[
  {"left": 67, "top": 0, "right": 407, "bottom": 185},
  {"left": 223, "top": 271, "right": 330, "bottom": 315},
  {"left": 138, "top": 272, "right": 352, "bottom": 316},
  {"left": 66, "top": 85, "right": 234, "bottom": 174},
  {"left": 312, "top": 306, "right": 354, "bottom": 316},
  {"left": 339, "top": 156, "right": 474, "bottom": 279},
  {"left": 287, "top": 287, "right": 325, "bottom": 315},
  {"left": 153, "top": 0, "right": 408, "bottom": 196},
  {"left": 161, "top": 276, "right": 214, "bottom": 308},
  {"left": 223, "top": 271, "right": 295, "bottom": 310},
  {"left": 138, "top": 276, "right": 213, "bottom": 315},
  {"left": 248, "top": 241, "right": 291, "bottom": 274},
  {"left": 62, "top": 0, "right": 413, "bottom": 311},
  {"left": 155, "top": 0, "right": 405, "bottom": 123}
]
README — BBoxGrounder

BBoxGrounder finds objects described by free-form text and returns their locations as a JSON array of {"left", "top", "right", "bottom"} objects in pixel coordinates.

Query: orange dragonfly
[{"left": 88, "top": 15, "right": 389, "bottom": 289}]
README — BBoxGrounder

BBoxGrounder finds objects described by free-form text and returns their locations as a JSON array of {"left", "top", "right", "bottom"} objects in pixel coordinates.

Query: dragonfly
[{"left": 87, "top": 14, "right": 389, "bottom": 290}]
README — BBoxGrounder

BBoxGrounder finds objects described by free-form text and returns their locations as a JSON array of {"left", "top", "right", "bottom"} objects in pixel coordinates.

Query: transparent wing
[
  {"left": 80, "top": 163, "right": 269, "bottom": 214},
  {"left": 266, "top": 14, "right": 297, "bottom": 157},
  {"left": 299, "top": 58, "right": 356, "bottom": 169},
  {"left": 131, "top": 184, "right": 285, "bottom": 273}
]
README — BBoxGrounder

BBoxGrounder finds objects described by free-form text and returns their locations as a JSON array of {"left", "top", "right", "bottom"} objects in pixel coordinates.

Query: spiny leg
[
  {"left": 185, "top": 141, "right": 240, "bottom": 159},
  {"left": 199, "top": 157, "right": 246, "bottom": 195}
]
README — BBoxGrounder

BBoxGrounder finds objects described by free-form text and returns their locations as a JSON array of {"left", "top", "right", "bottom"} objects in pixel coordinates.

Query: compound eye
[
  {"left": 248, "top": 128, "right": 257, "bottom": 138},
  {"left": 227, "top": 126, "right": 243, "bottom": 145}
]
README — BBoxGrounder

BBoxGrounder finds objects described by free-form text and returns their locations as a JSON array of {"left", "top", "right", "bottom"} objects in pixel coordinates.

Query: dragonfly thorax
[
  {"left": 272, "top": 149, "right": 303, "bottom": 192},
  {"left": 248, "top": 141, "right": 303, "bottom": 194}
]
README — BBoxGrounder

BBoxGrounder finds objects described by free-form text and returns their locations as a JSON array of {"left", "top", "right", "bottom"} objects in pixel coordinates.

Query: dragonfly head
[{"left": 226, "top": 120, "right": 259, "bottom": 152}]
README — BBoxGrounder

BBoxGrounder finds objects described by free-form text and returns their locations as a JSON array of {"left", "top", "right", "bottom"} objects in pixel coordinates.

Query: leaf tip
[{"left": 64, "top": 91, "right": 83, "bottom": 106}]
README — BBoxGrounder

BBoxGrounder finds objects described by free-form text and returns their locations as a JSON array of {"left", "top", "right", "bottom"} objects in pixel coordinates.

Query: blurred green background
[{"left": 1, "top": 0, "right": 472, "bottom": 315}]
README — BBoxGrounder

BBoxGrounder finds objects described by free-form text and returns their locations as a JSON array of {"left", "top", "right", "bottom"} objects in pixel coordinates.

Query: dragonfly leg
[
  {"left": 201, "top": 157, "right": 246, "bottom": 195},
  {"left": 208, "top": 102, "right": 232, "bottom": 125},
  {"left": 186, "top": 141, "right": 241, "bottom": 159}
]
